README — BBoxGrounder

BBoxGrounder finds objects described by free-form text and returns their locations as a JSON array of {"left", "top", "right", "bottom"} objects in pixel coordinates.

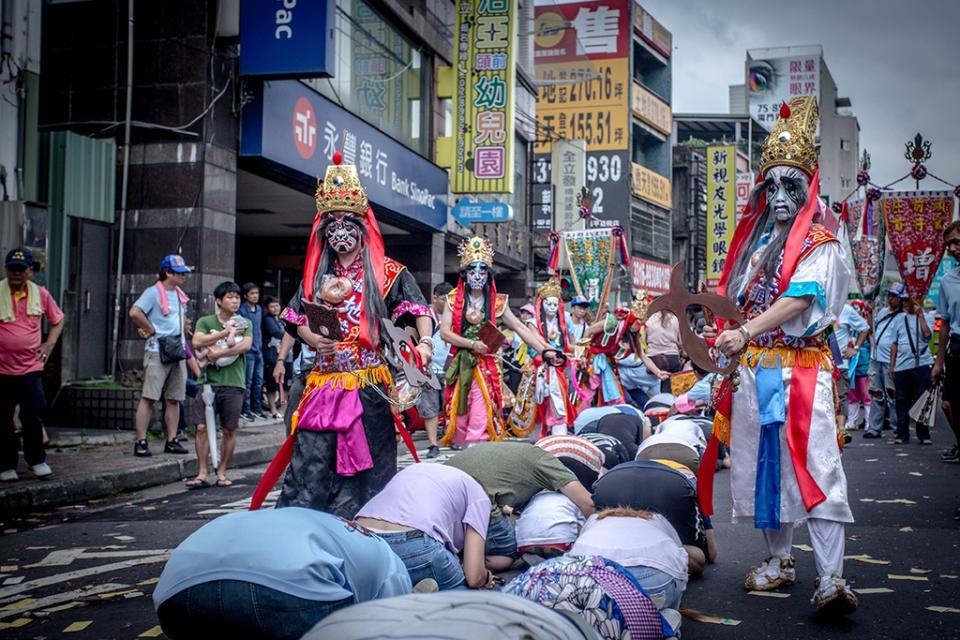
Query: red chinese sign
[
  {"left": 882, "top": 190, "right": 956, "bottom": 301},
  {"left": 631, "top": 256, "right": 671, "bottom": 293}
]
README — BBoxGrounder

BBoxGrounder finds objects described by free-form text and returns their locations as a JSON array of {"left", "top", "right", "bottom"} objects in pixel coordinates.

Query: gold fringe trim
[
  {"left": 742, "top": 345, "right": 833, "bottom": 371},
  {"left": 440, "top": 366, "right": 503, "bottom": 446},
  {"left": 291, "top": 366, "right": 392, "bottom": 436},
  {"left": 713, "top": 412, "right": 731, "bottom": 448}
]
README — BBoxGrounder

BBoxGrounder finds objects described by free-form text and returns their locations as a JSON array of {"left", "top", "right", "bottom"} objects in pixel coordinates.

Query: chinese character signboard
[
  {"left": 845, "top": 198, "right": 887, "bottom": 300},
  {"left": 882, "top": 190, "right": 956, "bottom": 301},
  {"left": 631, "top": 82, "right": 671, "bottom": 136},
  {"left": 551, "top": 139, "right": 587, "bottom": 230},
  {"left": 706, "top": 145, "right": 735, "bottom": 288},
  {"left": 631, "top": 256, "right": 671, "bottom": 293},
  {"left": 735, "top": 172, "right": 753, "bottom": 223},
  {"left": 240, "top": 80, "right": 447, "bottom": 230},
  {"left": 632, "top": 2, "right": 671, "bottom": 58},
  {"left": 450, "top": 0, "right": 517, "bottom": 193},
  {"left": 630, "top": 162, "right": 671, "bottom": 209},
  {"left": 748, "top": 52, "right": 820, "bottom": 131}
]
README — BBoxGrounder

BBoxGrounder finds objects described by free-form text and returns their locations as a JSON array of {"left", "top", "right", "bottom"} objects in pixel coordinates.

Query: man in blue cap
[
  {"left": 566, "top": 295, "right": 591, "bottom": 344},
  {"left": 128, "top": 254, "right": 193, "bottom": 457},
  {"left": 0, "top": 248, "right": 64, "bottom": 481},
  {"left": 863, "top": 283, "right": 908, "bottom": 439}
]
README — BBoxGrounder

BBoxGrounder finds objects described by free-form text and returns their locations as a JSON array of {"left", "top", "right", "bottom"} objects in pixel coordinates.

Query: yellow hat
[
  {"left": 458, "top": 236, "right": 495, "bottom": 269},
  {"left": 759, "top": 96, "right": 819, "bottom": 177},
  {"left": 314, "top": 151, "right": 369, "bottom": 216}
]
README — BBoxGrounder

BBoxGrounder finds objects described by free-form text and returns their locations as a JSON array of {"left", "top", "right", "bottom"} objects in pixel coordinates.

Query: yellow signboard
[
  {"left": 450, "top": 0, "right": 516, "bottom": 194},
  {"left": 631, "top": 162, "right": 671, "bottom": 209},
  {"left": 632, "top": 82, "right": 671, "bottom": 136},
  {"left": 706, "top": 145, "right": 736, "bottom": 287},
  {"left": 535, "top": 58, "right": 631, "bottom": 154}
]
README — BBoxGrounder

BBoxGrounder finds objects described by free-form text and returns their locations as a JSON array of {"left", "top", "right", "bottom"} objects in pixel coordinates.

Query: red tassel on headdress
[{"left": 777, "top": 168, "right": 821, "bottom": 293}]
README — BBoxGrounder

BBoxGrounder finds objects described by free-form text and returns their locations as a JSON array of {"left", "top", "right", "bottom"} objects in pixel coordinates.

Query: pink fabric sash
[
  {"left": 156, "top": 281, "right": 189, "bottom": 315},
  {"left": 297, "top": 384, "right": 373, "bottom": 476}
]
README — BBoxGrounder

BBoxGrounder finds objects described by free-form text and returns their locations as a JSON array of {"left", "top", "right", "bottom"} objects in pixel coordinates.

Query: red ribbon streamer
[
  {"left": 785, "top": 361, "right": 827, "bottom": 511},
  {"left": 250, "top": 435, "right": 295, "bottom": 510}
]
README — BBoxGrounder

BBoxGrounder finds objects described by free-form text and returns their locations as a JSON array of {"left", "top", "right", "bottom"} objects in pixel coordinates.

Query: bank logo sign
[{"left": 240, "top": 0, "right": 336, "bottom": 78}]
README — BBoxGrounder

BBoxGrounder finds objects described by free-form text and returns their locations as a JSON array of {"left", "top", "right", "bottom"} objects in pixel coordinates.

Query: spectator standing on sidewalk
[
  {"left": 888, "top": 296, "right": 934, "bottom": 444},
  {"left": 238, "top": 282, "right": 265, "bottom": 421},
  {"left": 645, "top": 311, "right": 682, "bottom": 393},
  {"left": 418, "top": 282, "right": 453, "bottom": 458},
  {"left": 0, "top": 248, "right": 63, "bottom": 481},
  {"left": 188, "top": 281, "right": 251, "bottom": 487},
  {"left": 934, "top": 222, "right": 960, "bottom": 462},
  {"left": 128, "top": 254, "right": 192, "bottom": 457},
  {"left": 864, "top": 285, "right": 907, "bottom": 439},
  {"left": 261, "top": 295, "right": 285, "bottom": 419},
  {"left": 834, "top": 302, "right": 870, "bottom": 430}
]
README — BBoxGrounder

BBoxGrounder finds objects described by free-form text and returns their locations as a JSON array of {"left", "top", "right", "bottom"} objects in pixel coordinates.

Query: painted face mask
[
  {"left": 764, "top": 166, "right": 809, "bottom": 223},
  {"left": 543, "top": 297, "right": 559, "bottom": 318},
  {"left": 466, "top": 263, "right": 488, "bottom": 290},
  {"left": 325, "top": 218, "right": 362, "bottom": 254}
]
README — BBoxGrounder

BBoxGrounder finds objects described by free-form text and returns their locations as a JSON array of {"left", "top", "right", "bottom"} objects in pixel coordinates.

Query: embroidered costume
[{"left": 251, "top": 154, "right": 431, "bottom": 519}]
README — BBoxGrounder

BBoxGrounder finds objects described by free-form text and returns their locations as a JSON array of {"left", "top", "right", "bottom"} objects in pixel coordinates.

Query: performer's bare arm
[
  {"left": 414, "top": 315, "right": 434, "bottom": 367},
  {"left": 712, "top": 295, "right": 813, "bottom": 357},
  {"left": 440, "top": 301, "right": 487, "bottom": 353},
  {"left": 502, "top": 306, "right": 552, "bottom": 353}
]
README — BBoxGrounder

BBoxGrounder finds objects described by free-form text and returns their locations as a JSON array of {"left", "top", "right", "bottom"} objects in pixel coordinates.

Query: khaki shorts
[
  {"left": 185, "top": 387, "right": 244, "bottom": 431},
  {"left": 142, "top": 350, "right": 187, "bottom": 402}
]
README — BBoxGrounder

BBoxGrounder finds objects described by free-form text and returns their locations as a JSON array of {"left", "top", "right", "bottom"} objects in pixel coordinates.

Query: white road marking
[
  {"left": 0, "top": 555, "right": 168, "bottom": 602},
  {"left": 0, "top": 583, "right": 128, "bottom": 620},
  {"left": 26, "top": 548, "right": 172, "bottom": 568}
]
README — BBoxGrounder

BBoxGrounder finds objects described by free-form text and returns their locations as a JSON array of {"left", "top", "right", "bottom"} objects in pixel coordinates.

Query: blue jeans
[
  {"left": 156, "top": 579, "right": 352, "bottom": 640},
  {"left": 378, "top": 530, "right": 466, "bottom": 590},
  {"left": 243, "top": 350, "right": 264, "bottom": 414},
  {"left": 626, "top": 566, "right": 686, "bottom": 611},
  {"left": 867, "top": 361, "right": 897, "bottom": 434},
  {"left": 485, "top": 515, "right": 519, "bottom": 559}
]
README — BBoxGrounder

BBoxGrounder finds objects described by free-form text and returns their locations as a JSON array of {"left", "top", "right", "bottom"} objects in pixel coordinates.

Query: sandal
[
  {"left": 215, "top": 478, "right": 234, "bottom": 487},
  {"left": 185, "top": 477, "right": 209, "bottom": 490}
]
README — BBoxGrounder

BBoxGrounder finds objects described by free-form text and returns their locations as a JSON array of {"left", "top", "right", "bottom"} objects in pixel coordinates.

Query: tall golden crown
[
  {"left": 314, "top": 152, "right": 369, "bottom": 216},
  {"left": 537, "top": 277, "right": 562, "bottom": 299},
  {"left": 458, "top": 236, "right": 495, "bottom": 269},
  {"left": 759, "top": 96, "right": 819, "bottom": 177}
]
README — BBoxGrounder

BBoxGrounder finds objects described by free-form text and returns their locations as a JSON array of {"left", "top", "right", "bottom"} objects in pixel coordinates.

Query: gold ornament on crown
[
  {"left": 630, "top": 289, "right": 650, "bottom": 324},
  {"left": 458, "top": 236, "right": 495, "bottom": 269},
  {"left": 314, "top": 157, "right": 369, "bottom": 216},
  {"left": 537, "top": 277, "right": 562, "bottom": 300},
  {"left": 759, "top": 96, "right": 819, "bottom": 177}
]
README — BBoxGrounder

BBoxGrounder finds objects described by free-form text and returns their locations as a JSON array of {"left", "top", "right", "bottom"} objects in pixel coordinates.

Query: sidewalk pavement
[{"left": 0, "top": 419, "right": 287, "bottom": 514}]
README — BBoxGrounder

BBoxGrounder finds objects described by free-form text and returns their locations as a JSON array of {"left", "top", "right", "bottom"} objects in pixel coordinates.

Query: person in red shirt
[{"left": 0, "top": 248, "right": 64, "bottom": 481}]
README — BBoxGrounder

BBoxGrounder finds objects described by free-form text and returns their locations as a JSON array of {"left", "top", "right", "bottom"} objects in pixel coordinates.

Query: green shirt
[
  {"left": 444, "top": 442, "right": 576, "bottom": 521},
  {"left": 195, "top": 313, "right": 249, "bottom": 389}
]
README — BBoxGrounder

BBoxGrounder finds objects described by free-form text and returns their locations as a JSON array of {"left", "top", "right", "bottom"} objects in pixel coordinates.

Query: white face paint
[
  {"left": 542, "top": 297, "right": 559, "bottom": 319},
  {"left": 466, "top": 263, "right": 488, "bottom": 291},
  {"left": 325, "top": 218, "right": 362, "bottom": 254},
  {"left": 764, "top": 166, "right": 809, "bottom": 223}
]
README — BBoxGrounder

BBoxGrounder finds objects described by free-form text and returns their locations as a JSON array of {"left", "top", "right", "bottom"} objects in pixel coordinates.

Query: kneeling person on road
[{"left": 188, "top": 281, "right": 251, "bottom": 488}]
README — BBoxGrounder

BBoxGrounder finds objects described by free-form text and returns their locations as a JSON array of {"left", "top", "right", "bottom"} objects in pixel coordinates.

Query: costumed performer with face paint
[
  {"left": 439, "top": 237, "right": 556, "bottom": 447},
  {"left": 250, "top": 152, "right": 434, "bottom": 519},
  {"left": 704, "top": 96, "right": 857, "bottom": 616}
]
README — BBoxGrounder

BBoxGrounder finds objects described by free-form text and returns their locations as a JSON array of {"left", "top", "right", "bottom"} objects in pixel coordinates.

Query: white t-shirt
[
  {"left": 571, "top": 513, "right": 689, "bottom": 581},
  {"left": 515, "top": 492, "right": 585, "bottom": 548},
  {"left": 650, "top": 418, "right": 708, "bottom": 454}
]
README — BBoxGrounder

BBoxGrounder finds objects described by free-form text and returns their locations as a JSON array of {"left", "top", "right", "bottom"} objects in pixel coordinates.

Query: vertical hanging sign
[
  {"left": 451, "top": 0, "right": 517, "bottom": 194},
  {"left": 706, "top": 145, "right": 735, "bottom": 289}
]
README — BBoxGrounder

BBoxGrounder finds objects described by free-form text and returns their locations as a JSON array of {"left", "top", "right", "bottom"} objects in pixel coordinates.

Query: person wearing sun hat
[{"left": 0, "top": 248, "right": 64, "bottom": 481}]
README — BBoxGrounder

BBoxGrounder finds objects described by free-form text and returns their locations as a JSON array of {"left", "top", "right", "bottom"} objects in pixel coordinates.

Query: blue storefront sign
[
  {"left": 241, "top": 80, "right": 447, "bottom": 230},
  {"left": 451, "top": 199, "right": 514, "bottom": 226},
  {"left": 240, "top": 0, "right": 336, "bottom": 78}
]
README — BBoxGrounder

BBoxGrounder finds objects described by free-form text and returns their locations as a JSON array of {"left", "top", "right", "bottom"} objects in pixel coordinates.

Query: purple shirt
[{"left": 357, "top": 464, "right": 491, "bottom": 553}]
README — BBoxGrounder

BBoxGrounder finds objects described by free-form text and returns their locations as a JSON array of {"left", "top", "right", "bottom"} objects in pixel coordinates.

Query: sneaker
[
  {"left": 812, "top": 574, "right": 858, "bottom": 616},
  {"left": 745, "top": 556, "right": 796, "bottom": 591},
  {"left": 425, "top": 445, "right": 440, "bottom": 459},
  {"left": 412, "top": 578, "right": 439, "bottom": 593},
  {"left": 164, "top": 439, "right": 189, "bottom": 454},
  {"left": 919, "top": 438, "right": 933, "bottom": 445},
  {"left": 0, "top": 469, "right": 18, "bottom": 482},
  {"left": 893, "top": 438, "right": 907, "bottom": 444},
  {"left": 449, "top": 443, "right": 464, "bottom": 451},
  {"left": 862, "top": 431, "right": 881, "bottom": 439},
  {"left": 240, "top": 413, "right": 255, "bottom": 422},
  {"left": 258, "top": 412, "right": 272, "bottom": 420},
  {"left": 843, "top": 431, "right": 852, "bottom": 445},
  {"left": 134, "top": 439, "right": 152, "bottom": 457},
  {"left": 940, "top": 446, "right": 959, "bottom": 462},
  {"left": 30, "top": 462, "right": 52, "bottom": 478}
]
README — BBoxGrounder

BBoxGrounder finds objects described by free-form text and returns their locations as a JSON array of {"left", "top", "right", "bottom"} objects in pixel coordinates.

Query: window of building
[
  {"left": 306, "top": 0, "right": 430, "bottom": 156},
  {"left": 510, "top": 135, "right": 529, "bottom": 225},
  {"left": 840, "top": 138, "right": 850, "bottom": 151},
  {"left": 631, "top": 205, "right": 671, "bottom": 262}
]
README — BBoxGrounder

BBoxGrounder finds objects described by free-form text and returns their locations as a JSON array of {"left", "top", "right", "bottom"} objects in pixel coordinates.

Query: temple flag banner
[
  {"left": 882, "top": 190, "right": 956, "bottom": 301},
  {"left": 845, "top": 198, "right": 886, "bottom": 300},
  {"left": 563, "top": 228, "right": 615, "bottom": 310}
]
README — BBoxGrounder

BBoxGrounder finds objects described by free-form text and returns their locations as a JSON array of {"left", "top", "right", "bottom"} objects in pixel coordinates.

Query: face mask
[
  {"left": 325, "top": 219, "right": 361, "bottom": 254},
  {"left": 765, "top": 166, "right": 809, "bottom": 222},
  {"left": 466, "top": 264, "right": 488, "bottom": 290},
  {"left": 543, "top": 297, "right": 559, "bottom": 318}
]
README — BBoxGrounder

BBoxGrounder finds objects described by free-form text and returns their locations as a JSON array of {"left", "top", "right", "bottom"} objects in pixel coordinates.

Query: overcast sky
[{"left": 643, "top": 0, "right": 960, "bottom": 190}]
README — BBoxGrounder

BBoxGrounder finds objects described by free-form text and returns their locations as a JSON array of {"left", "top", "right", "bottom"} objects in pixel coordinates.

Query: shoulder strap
[{"left": 875, "top": 311, "right": 901, "bottom": 342}]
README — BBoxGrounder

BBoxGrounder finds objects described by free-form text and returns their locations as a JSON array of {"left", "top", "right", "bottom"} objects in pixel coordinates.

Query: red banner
[
  {"left": 882, "top": 190, "right": 955, "bottom": 301},
  {"left": 845, "top": 199, "right": 886, "bottom": 300}
]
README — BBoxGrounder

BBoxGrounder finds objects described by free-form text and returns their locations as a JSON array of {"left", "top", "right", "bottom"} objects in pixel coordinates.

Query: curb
[{"left": 0, "top": 441, "right": 282, "bottom": 516}]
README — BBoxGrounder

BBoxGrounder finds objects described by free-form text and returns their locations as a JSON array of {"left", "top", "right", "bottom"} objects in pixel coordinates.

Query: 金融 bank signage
[{"left": 239, "top": 0, "right": 336, "bottom": 78}]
